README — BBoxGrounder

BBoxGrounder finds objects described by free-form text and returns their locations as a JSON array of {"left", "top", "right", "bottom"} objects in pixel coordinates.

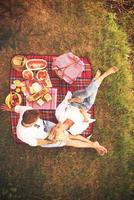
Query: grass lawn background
[{"left": 0, "top": 1, "right": 133, "bottom": 200}]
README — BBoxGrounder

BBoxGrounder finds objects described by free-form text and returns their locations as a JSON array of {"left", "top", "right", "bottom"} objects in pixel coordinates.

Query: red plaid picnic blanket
[{"left": 10, "top": 55, "right": 94, "bottom": 144}]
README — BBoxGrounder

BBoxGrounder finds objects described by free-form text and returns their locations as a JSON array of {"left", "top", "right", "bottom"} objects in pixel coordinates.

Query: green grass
[{"left": 0, "top": 0, "right": 133, "bottom": 200}]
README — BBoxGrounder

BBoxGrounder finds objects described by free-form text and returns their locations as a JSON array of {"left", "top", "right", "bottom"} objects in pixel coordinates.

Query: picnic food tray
[{"left": 10, "top": 55, "right": 94, "bottom": 144}]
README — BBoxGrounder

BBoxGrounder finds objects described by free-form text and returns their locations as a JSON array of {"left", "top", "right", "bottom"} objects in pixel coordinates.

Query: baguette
[{"left": 27, "top": 87, "right": 48, "bottom": 102}]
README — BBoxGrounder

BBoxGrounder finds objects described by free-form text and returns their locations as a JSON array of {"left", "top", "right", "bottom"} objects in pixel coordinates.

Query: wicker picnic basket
[{"left": 11, "top": 55, "right": 27, "bottom": 71}]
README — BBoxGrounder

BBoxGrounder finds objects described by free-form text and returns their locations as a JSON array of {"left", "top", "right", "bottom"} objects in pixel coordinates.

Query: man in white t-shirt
[
  {"left": 1, "top": 103, "right": 107, "bottom": 155},
  {"left": 14, "top": 105, "right": 63, "bottom": 147}
]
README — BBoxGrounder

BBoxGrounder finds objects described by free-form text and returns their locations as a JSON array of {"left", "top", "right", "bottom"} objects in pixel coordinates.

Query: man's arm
[{"left": 37, "top": 139, "right": 55, "bottom": 146}]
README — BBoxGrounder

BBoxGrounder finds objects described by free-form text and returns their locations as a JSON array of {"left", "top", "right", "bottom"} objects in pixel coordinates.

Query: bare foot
[
  {"left": 106, "top": 66, "right": 119, "bottom": 76},
  {"left": 68, "top": 97, "right": 83, "bottom": 103},
  {"left": 94, "top": 69, "right": 101, "bottom": 80},
  {"left": 94, "top": 141, "right": 108, "bottom": 156}
]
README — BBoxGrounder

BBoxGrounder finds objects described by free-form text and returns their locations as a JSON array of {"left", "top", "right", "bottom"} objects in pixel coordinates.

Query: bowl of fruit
[
  {"left": 22, "top": 69, "right": 34, "bottom": 80},
  {"left": 5, "top": 92, "right": 22, "bottom": 108},
  {"left": 26, "top": 59, "right": 47, "bottom": 71},
  {"left": 36, "top": 70, "right": 48, "bottom": 81}
]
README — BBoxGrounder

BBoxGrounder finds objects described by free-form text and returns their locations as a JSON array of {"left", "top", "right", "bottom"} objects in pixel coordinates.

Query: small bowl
[
  {"left": 36, "top": 70, "right": 48, "bottom": 81},
  {"left": 22, "top": 69, "right": 34, "bottom": 80}
]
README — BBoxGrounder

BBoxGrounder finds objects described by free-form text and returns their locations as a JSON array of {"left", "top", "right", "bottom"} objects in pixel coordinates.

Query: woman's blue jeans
[{"left": 70, "top": 78, "right": 100, "bottom": 111}]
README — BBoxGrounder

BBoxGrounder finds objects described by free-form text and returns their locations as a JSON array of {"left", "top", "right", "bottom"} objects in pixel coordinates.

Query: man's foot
[
  {"left": 94, "top": 69, "right": 101, "bottom": 80},
  {"left": 94, "top": 141, "right": 108, "bottom": 156},
  {"left": 105, "top": 66, "right": 119, "bottom": 76},
  {"left": 68, "top": 97, "right": 83, "bottom": 103}
]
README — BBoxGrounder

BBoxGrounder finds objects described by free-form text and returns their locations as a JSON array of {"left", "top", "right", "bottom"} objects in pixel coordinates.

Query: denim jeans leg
[
  {"left": 72, "top": 79, "right": 97, "bottom": 99},
  {"left": 82, "top": 88, "right": 98, "bottom": 110},
  {"left": 71, "top": 79, "right": 99, "bottom": 110}
]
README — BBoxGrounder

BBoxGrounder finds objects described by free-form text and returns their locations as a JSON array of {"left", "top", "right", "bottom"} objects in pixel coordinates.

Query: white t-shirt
[
  {"left": 15, "top": 105, "right": 48, "bottom": 146},
  {"left": 55, "top": 91, "right": 96, "bottom": 135}
]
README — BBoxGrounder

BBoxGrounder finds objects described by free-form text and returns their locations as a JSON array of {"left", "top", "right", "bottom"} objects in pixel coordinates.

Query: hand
[
  {"left": 68, "top": 97, "right": 83, "bottom": 103},
  {"left": 48, "top": 129, "right": 56, "bottom": 141},
  {"left": 48, "top": 126, "right": 57, "bottom": 141},
  {"left": 0, "top": 104, "right": 11, "bottom": 112},
  {"left": 94, "top": 141, "right": 108, "bottom": 156},
  {"left": 48, "top": 123, "right": 65, "bottom": 141},
  {"left": 37, "top": 139, "right": 54, "bottom": 146}
]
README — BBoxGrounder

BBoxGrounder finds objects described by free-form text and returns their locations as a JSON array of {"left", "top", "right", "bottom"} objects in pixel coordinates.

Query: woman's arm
[
  {"left": 0, "top": 104, "right": 15, "bottom": 112},
  {"left": 48, "top": 120, "right": 74, "bottom": 141}
]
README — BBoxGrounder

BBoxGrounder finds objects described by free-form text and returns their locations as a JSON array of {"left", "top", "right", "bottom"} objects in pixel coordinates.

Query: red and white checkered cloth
[{"left": 10, "top": 55, "right": 94, "bottom": 144}]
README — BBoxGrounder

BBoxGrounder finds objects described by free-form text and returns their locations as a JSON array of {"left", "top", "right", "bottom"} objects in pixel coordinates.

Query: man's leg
[
  {"left": 42, "top": 141, "right": 65, "bottom": 148},
  {"left": 69, "top": 134, "right": 93, "bottom": 143},
  {"left": 66, "top": 136, "right": 107, "bottom": 155}
]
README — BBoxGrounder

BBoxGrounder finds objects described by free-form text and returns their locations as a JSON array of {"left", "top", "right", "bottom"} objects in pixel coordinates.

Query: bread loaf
[
  {"left": 27, "top": 87, "right": 48, "bottom": 102},
  {"left": 43, "top": 93, "right": 52, "bottom": 102}
]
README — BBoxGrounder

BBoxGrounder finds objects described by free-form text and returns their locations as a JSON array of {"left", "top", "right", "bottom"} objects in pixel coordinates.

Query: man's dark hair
[{"left": 22, "top": 110, "right": 40, "bottom": 125}]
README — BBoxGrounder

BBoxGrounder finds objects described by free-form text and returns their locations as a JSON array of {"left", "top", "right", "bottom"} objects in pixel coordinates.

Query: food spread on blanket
[
  {"left": 36, "top": 70, "right": 47, "bottom": 81},
  {"left": 22, "top": 69, "right": 34, "bottom": 80},
  {"left": 22, "top": 59, "right": 52, "bottom": 87},
  {"left": 26, "top": 59, "right": 47, "bottom": 71},
  {"left": 27, "top": 87, "right": 48, "bottom": 102},
  {"left": 11, "top": 80, "right": 26, "bottom": 93},
  {"left": 11, "top": 55, "right": 27, "bottom": 71},
  {"left": 5, "top": 92, "right": 22, "bottom": 108},
  {"left": 22, "top": 59, "right": 52, "bottom": 106},
  {"left": 6, "top": 58, "right": 53, "bottom": 108}
]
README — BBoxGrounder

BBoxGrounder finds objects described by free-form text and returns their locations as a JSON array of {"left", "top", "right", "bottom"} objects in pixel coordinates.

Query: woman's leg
[
  {"left": 71, "top": 79, "right": 96, "bottom": 99},
  {"left": 70, "top": 66, "right": 119, "bottom": 110},
  {"left": 72, "top": 66, "right": 118, "bottom": 99},
  {"left": 94, "top": 66, "right": 118, "bottom": 86}
]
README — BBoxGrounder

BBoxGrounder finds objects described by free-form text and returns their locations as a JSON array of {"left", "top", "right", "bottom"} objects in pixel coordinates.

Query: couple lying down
[{"left": 2, "top": 66, "right": 118, "bottom": 156}]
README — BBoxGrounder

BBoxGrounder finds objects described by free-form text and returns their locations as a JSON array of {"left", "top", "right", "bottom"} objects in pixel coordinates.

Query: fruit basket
[{"left": 5, "top": 92, "right": 22, "bottom": 108}]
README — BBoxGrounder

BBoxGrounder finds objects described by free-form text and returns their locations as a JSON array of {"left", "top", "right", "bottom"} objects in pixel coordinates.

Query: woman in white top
[{"left": 51, "top": 66, "right": 118, "bottom": 133}]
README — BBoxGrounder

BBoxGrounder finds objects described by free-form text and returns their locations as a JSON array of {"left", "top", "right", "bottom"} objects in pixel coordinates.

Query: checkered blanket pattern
[{"left": 10, "top": 55, "right": 94, "bottom": 144}]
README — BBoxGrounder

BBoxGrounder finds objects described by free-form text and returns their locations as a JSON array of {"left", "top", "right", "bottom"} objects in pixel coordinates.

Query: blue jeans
[
  {"left": 41, "top": 120, "right": 65, "bottom": 148},
  {"left": 70, "top": 78, "right": 100, "bottom": 111}
]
